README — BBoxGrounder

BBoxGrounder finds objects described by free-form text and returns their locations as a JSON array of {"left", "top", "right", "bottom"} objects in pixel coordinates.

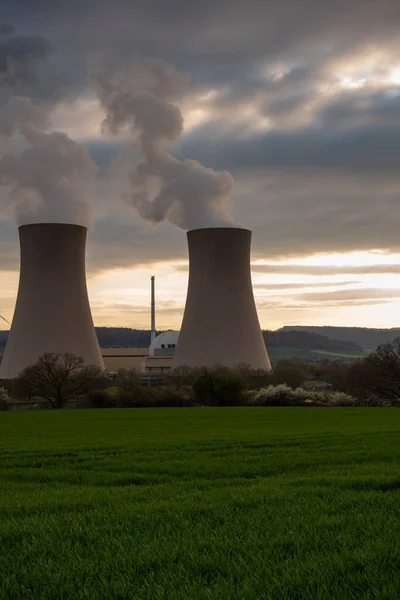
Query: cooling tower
[
  {"left": 173, "top": 227, "right": 271, "bottom": 371},
  {"left": 0, "top": 223, "right": 104, "bottom": 379}
]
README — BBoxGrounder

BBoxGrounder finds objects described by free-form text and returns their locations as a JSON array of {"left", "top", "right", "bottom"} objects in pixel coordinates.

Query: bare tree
[{"left": 16, "top": 353, "right": 105, "bottom": 409}]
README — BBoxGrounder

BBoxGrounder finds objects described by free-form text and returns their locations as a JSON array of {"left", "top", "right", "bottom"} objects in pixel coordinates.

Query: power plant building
[
  {"left": 0, "top": 223, "right": 104, "bottom": 379},
  {"left": 173, "top": 227, "right": 271, "bottom": 371}
]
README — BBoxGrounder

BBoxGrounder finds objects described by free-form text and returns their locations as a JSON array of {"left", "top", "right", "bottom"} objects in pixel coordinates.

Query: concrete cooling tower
[
  {"left": 0, "top": 223, "right": 104, "bottom": 379},
  {"left": 173, "top": 227, "right": 271, "bottom": 371}
]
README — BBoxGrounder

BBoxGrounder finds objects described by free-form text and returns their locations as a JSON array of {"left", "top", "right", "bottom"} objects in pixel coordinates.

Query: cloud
[
  {"left": 298, "top": 288, "right": 400, "bottom": 302},
  {"left": 255, "top": 298, "right": 395, "bottom": 310},
  {"left": 0, "top": 31, "right": 51, "bottom": 90},
  {"left": 90, "top": 299, "right": 184, "bottom": 327},
  {"left": 87, "top": 214, "right": 186, "bottom": 273},
  {"left": 0, "top": 220, "right": 19, "bottom": 270},
  {"left": 231, "top": 170, "right": 400, "bottom": 258},
  {"left": 2, "top": 0, "right": 400, "bottom": 328},
  {"left": 250, "top": 264, "right": 400, "bottom": 276},
  {"left": 180, "top": 120, "right": 400, "bottom": 175},
  {"left": 253, "top": 281, "right": 360, "bottom": 290}
]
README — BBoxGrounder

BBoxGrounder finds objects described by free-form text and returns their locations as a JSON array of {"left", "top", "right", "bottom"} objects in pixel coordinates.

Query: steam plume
[
  {"left": 95, "top": 57, "right": 235, "bottom": 230},
  {"left": 0, "top": 29, "right": 97, "bottom": 227},
  {"left": 0, "top": 130, "right": 97, "bottom": 226}
]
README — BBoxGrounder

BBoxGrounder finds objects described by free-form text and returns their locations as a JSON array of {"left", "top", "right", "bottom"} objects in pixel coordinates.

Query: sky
[{"left": 1, "top": 0, "right": 400, "bottom": 331}]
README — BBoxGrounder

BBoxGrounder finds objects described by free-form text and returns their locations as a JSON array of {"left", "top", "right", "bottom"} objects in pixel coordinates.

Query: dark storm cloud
[
  {"left": 315, "top": 89, "right": 400, "bottom": 130},
  {"left": 7, "top": 1, "right": 400, "bottom": 80},
  {"left": 0, "top": 31, "right": 50, "bottom": 69},
  {"left": 0, "top": 30, "right": 52, "bottom": 99},
  {"left": 0, "top": 25, "right": 16, "bottom": 36},
  {"left": 180, "top": 122, "right": 400, "bottom": 175}
]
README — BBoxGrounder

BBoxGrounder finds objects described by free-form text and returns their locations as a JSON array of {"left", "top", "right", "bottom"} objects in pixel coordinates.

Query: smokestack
[
  {"left": 173, "top": 228, "right": 271, "bottom": 371},
  {"left": 151, "top": 275, "right": 156, "bottom": 344},
  {"left": 0, "top": 223, "right": 104, "bottom": 379}
]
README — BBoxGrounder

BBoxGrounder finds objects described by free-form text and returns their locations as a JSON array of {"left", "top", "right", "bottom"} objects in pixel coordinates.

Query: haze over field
[{"left": 2, "top": 1, "right": 400, "bottom": 329}]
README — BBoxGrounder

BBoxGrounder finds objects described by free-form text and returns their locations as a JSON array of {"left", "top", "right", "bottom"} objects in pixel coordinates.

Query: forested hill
[
  {"left": 262, "top": 330, "right": 362, "bottom": 352},
  {"left": 0, "top": 327, "right": 363, "bottom": 352},
  {"left": 0, "top": 328, "right": 153, "bottom": 350},
  {"left": 96, "top": 327, "right": 151, "bottom": 348},
  {"left": 279, "top": 326, "right": 400, "bottom": 350}
]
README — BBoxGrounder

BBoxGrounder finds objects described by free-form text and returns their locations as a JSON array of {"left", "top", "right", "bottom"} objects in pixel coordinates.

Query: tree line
[{"left": 2, "top": 337, "right": 400, "bottom": 409}]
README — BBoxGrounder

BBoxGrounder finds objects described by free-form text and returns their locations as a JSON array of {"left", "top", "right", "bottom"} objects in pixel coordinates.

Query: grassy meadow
[{"left": 1, "top": 408, "right": 400, "bottom": 599}]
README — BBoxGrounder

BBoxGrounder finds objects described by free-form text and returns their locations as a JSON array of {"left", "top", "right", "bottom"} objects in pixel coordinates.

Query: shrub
[
  {"left": 179, "top": 385, "right": 193, "bottom": 399},
  {"left": 153, "top": 386, "right": 184, "bottom": 407},
  {"left": 79, "top": 367, "right": 109, "bottom": 395},
  {"left": 247, "top": 385, "right": 360, "bottom": 407},
  {"left": 248, "top": 384, "right": 311, "bottom": 406},
  {"left": 117, "top": 385, "right": 156, "bottom": 408},
  {"left": 85, "top": 390, "right": 116, "bottom": 408},
  {"left": 116, "top": 369, "right": 141, "bottom": 393},
  {"left": 116, "top": 385, "right": 191, "bottom": 408},
  {"left": 0, "top": 386, "right": 10, "bottom": 411},
  {"left": 169, "top": 366, "right": 208, "bottom": 387},
  {"left": 192, "top": 371, "right": 247, "bottom": 406},
  {"left": 322, "top": 391, "right": 358, "bottom": 407}
]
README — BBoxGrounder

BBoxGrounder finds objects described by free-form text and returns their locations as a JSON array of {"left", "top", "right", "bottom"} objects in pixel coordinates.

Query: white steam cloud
[
  {"left": 94, "top": 57, "right": 235, "bottom": 230},
  {"left": 0, "top": 130, "right": 97, "bottom": 226},
  {"left": 0, "top": 30, "right": 97, "bottom": 227}
]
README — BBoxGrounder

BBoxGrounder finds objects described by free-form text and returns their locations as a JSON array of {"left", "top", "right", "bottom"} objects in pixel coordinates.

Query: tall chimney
[
  {"left": 0, "top": 223, "right": 104, "bottom": 379},
  {"left": 150, "top": 275, "right": 156, "bottom": 344},
  {"left": 173, "top": 227, "right": 271, "bottom": 370}
]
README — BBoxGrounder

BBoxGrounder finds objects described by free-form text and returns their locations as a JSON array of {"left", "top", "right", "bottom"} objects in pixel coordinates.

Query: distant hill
[
  {"left": 0, "top": 326, "right": 363, "bottom": 353},
  {"left": 0, "top": 328, "right": 153, "bottom": 351},
  {"left": 279, "top": 326, "right": 400, "bottom": 350},
  {"left": 263, "top": 330, "right": 362, "bottom": 353},
  {"left": 96, "top": 327, "right": 151, "bottom": 348}
]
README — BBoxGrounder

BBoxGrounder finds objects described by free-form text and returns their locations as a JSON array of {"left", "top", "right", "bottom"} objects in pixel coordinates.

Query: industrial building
[
  {"left": 101, "top": 345, "right": 174, "bottom": 374},
  {"left": 149, "top": 330, "right": 179, "bottom": 356},
  {"left": 0, "top": 223, "right": 104, "bottom": 379},
  {"left": 173, "top": 227, "right": 271, "bottom": 371},
  {"left": 101, "top": 348, "right": 149, "bottom": 372}
]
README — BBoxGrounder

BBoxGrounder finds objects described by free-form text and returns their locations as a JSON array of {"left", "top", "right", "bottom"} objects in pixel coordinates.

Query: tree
[
  {"left": 325, "top": 363, "right": 351, "bottom": 392},
  {"left": 271, "top": 360, "right": 307, "bottom": 389},
  {"left": 115, "top": 369, "right": 147, "bottom": 407},
  {"left": 346, "top": 338, "right": 400, "bottom": 402},
  {"left": 192, "top": 371, "right": 247, "bottom": 406},
  {"left": 16, "top": 353, "right": 105, "bottom": 409},
  {"left": 116, "top": 369, "right": 141, "bottom": 394}
]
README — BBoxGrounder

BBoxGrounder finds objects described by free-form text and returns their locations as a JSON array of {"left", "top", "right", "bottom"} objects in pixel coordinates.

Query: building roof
[{"left": 149, "top": 330, "right": 179, "bottom": 355}]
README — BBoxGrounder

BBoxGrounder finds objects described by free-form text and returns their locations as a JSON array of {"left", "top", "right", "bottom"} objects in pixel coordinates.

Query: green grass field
[{"left": 1, "top": 408, "right": 400, "bottom": 599}]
